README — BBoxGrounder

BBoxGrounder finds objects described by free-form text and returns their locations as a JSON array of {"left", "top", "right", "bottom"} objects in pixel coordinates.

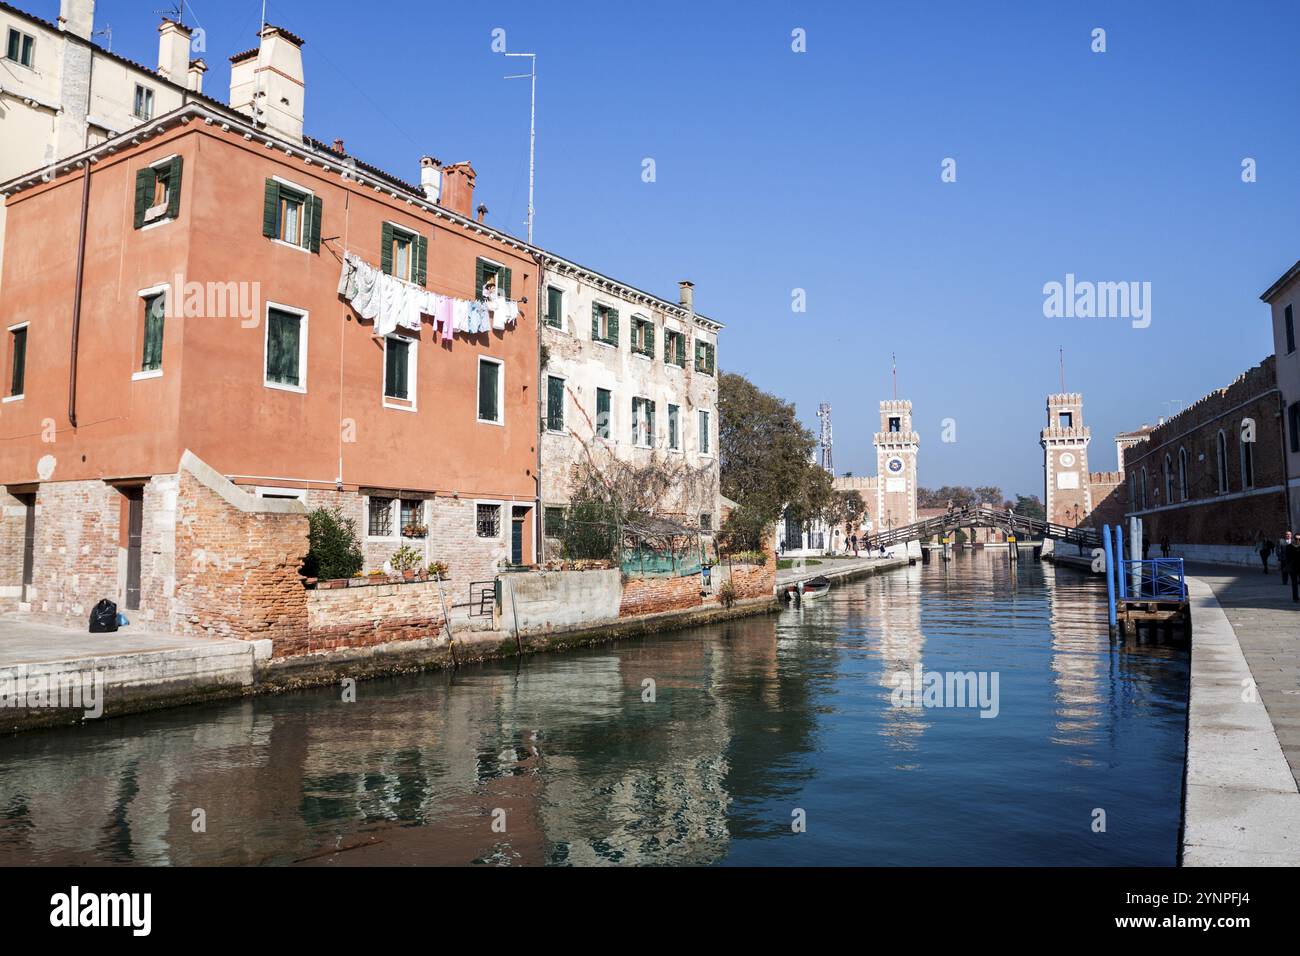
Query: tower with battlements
[
  {"left": 874, "top": 400, "right": 919, "bottom": 534},
  {"left": 1040, "top": 393, "right": 1093, "bottom": 526}
]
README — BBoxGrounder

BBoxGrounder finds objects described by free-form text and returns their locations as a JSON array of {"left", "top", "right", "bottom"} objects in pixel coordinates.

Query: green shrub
[
  {"left": 302, "top": 507, "right": 363, "bottom": 581},
  {"left": 560, "top": 497, "right": 619, "bottom": 561},
  {"left": 390, "top": 544, "right": 423, "bottom": 573}
]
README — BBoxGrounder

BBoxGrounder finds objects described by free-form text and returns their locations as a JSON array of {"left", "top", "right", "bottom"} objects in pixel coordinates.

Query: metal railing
[
  {"left": 870, "top": 505, "right": 1099, "bottom": 550},
  {"left": 1120, "top": 558, "right": 1187, "bottom": 601},
  {"left": 468, "top": 580, "right": 496, "bottom": 617}
]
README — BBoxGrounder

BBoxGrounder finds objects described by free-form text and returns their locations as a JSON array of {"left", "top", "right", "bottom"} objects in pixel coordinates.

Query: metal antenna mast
[
  {"left": 818, "top": 403, "right": 834, "bottom": 476},
  {"left": 504, "top": 51, "right": 537, "bottom": 243}
]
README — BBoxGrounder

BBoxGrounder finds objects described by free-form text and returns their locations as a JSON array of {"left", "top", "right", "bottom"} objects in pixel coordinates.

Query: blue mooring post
[
  {"left": 1115, "top": 525, "right": 1128, "bottom": 600},
  {"left": 1102, "top": 524, "right": 1118, "bottom": 633}
]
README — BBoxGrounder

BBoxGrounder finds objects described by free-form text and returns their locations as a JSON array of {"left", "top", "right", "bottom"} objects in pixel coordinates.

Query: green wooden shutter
[
  {"left": 165, "top": 156, "right": 183, "bottom": 220},
  {"left": 501, "top": 267, "right": 512, "bottom": 299},
  {"left": 475, "top": 258, "right": 488, "bottom": 299},
  {"left": 645, "top": 322, "right": 655, "bottom": 357},
  {"left": 647, "top": 400, "right": 656, "bottom": 446},
  {"left": 707, "top": 342, "right": 716, "bottom": 373},
  {"left": 380, "top": 222, "right": 395, "bottom": 275},
  {"left": 591, "top": 303, "right": 601, "bottom": 340},
  {"left": 607, "top": 308, "right": 619, "bottom": 346},
  {"left": 308, "top": 196, "right": 323, "bottom": 252},
  {"left": 141, "top": 295, "right": 165, "bottom": 371},
  {"left": 415, "top": 234, "right": 428, "bottom": 286},
  {"left": 134, "top": 168, "right": 153, "bottom": 229},
  {"left": 262, "top": 179, "right": 280, "bottom": 238}
]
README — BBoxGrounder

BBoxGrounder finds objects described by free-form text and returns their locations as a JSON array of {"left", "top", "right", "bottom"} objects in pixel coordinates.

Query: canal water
[{"left": 0, "top": 551, "right": 1189, "bottom": 866}]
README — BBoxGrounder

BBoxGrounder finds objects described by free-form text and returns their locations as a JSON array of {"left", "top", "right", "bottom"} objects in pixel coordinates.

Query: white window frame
[
  {"left": 398, "top": 498, "right": 427, "bottom": 537},
  {"left": 139, "top": 153, "right": 179, "bottom": 230},
  {"left": 545, "top": 374, "right": 566, "bottom": 433},
  {"left": 364, "top": 495, "right": 399, "bottom": 542},
  {"left": 477, "top": 356, "right": 504, "bottom": 426},
  {"left": 263, "top": 301, "right": 309, "bottom": 394},
  {"left": 664, "top": 327, "right": 686, "bottom": 368},
  {"left": 477, "top": 255, "right": 507, "bottom": 298},
  {"left": 593, "top": 301, "right": 618, "bottom": 349},
  {"left": 386, "top": 221, "right": 420, "bottom": 283},
  {"left": 698, "top": 409, "right": 712, "bottom": 457},
  {"left": 474, "top": 500, "right": 505, "bottom": 540},
  {"left": 632, "top": 396, "right": 654, "bottom": 448},
  {"left": 133, "top": 84, "right": 154, "bottom": 121},
  {"left": 6, "top": 28, "right": 35, "bottom": 69},
  {"left": 133, "top": 282, "right": 170, "bottom": 380},
  {"left": 594, "top": 385, "right": 614, "bottom": 443},
  {"left": 667, "top": 403, "right": 682, "bottom": 452},
  {"left": 382, "top": 333, "right": 418, "bottom": 411},
  {"left": 271, "top": 176, "right": 314, "bottom": 253},
  {"left": 631, "top": 314, "right": 653, "bottom": 358},
  {"left": 4, "top": 321, "right": 29, "bottom": 403},
  {"left": 545, "top": 284, "right": 566, "bottom": 332}
]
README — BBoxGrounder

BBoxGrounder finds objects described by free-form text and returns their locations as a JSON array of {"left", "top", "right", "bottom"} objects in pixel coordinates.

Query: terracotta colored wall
[
  {"left": 299, "top": 579, "right": 446, "bottom": 659},
  {"left": 729, "top": 562, "right": 774, "bottom": 601},
  {"left": 619, "top": 573, "right": 707, "bottom": 617},
  {"left": 1, "top": 122, "right": 538, "bottom": 519}
]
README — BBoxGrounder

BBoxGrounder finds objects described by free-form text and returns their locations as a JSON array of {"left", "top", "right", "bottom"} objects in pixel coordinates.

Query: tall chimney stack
[
  {"left": 229, "top": 25, "right": 306, "bottom": 141},
  {"left": 157, "top": 19, "right": 192, "bottom": 85},
  {"left": 679, "top": 280, "right": 695, "bottom": 313},
  {"left": 440, "top": 162, "right": 476, "bottom": 218},
  {"left": 187, "top": 59, "right": 207, "bottom": 93},
  {"left": 58, "top": 0, "right": 94, "bottom": 40},
  {"left": 420, "top": 156, "right": 442, "bottom": 202}
]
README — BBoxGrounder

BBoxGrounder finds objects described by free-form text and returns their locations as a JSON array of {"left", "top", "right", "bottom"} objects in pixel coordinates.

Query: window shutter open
[
  {"left": 475, "top": 258, "right": 488, "bottom": 299},
  {"left": 262, "top": 179, "right": 280, "bottom": 238},
  {"left": 308, "top": 196, "right": 323, "bottom": 252},
  {"left": 591, "top": 303, "right": 601, "bottom": 340},
  {"left": 645, "top": 322, "right": 655, "bottom": 357},
  {"left": 502, "top": 267, "right": 512, "bottom": 299},
  {"left": 134, "top": 168, "right": 153, "bottom": 229},
  {"left": 165, "top": 156, "right": 183, "bottom": 220},
  {"left": 415, "top": 234, "right": 428, "bottom": 286},
  {"left": 380, "top": 222, "right": 395, "bottom": 275},
  {"left": 607, "top": 308, "right": 619, "bottom": 346}
]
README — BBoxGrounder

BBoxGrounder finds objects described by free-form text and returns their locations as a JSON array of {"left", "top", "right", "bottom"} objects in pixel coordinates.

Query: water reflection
[{"left": 0, "top": 551, "right": 1188, "bottom": 866}]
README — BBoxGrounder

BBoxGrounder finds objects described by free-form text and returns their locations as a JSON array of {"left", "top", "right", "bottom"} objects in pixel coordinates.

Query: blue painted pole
[
  {"left": 1102, "top": 524, "right": 1118, "bottom": 632},
  {"left": 1115, "top": 524, "right": 1128, "bottom": 600}
]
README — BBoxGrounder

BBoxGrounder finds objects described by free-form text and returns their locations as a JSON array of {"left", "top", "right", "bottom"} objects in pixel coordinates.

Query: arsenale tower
[
  {"left": 1040, "top": 393, "right": 1093, "bottom": 527},
  {"left": 874, "top": 400, "right": 919, "bottom": 539}
]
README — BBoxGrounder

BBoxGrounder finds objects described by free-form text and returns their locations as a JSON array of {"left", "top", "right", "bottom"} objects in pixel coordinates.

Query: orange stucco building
[{"left": 0, "top": 99, "right": 540, "bottom": 626}]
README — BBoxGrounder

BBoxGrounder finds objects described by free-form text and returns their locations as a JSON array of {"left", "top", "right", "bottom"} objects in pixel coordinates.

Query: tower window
[
  {"left": 1058, "top": 411, "right": 1073, "bottom": 428},
  {"left": 888, "top": 416, "right": 901, "bottom": 432}
]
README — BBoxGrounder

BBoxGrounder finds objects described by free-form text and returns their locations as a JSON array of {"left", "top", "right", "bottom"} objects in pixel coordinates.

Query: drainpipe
[
  {"left": 531, "top": 248, "right": 545, "bottom": 562},
  {"left": 68, "top": 158, "right": 92, "bottom": 427}
]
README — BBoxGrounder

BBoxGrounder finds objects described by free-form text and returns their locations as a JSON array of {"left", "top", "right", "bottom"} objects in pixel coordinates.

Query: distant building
[{"left": 1260, "top": 260, "right": 1300, "bottom": 532}]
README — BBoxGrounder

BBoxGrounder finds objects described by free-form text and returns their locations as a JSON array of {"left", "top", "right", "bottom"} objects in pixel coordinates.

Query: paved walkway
[
  {"left": 1181, "top": 566, "right": 1300, "bottom": 866},
  {"left": 0, "top": 616, "right": 235, "bottom": 667},
  {"left": 775, "top": 554, "right": 909, "bottom": 588}
]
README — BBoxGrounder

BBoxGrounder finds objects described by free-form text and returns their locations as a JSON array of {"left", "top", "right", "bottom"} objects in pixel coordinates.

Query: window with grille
[
  {"left": 546, "top": 376, "right": 565, "bottom": 432},
  {"left": 400, "top": 499, "right": 424, "bottom": 533},
  {"left": 544, "top": 506, "right": 567, "bottom": 537},
  {"left": 476, "top": 503, "right": 501, "bottom": 538},
  {"left": 368, "top": 497, "right": 394, "bottom": 537}
]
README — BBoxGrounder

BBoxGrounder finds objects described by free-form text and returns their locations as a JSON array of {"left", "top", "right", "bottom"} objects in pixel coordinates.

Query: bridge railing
[
  {"left": 869, "top": 506, "right": 1098, "bottom": 550},
  {"left": 1120, "top": 558, "right": 1186, "bottom": 601}
]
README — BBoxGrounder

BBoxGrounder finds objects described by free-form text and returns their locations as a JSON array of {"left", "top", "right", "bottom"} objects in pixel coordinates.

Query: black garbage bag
[{"left": 89, "top": 599, "right": 119, "bottom": 633}]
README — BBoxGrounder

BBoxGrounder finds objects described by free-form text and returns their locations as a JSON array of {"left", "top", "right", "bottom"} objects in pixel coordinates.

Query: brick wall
[
  {"left": 27, "top": 479, "right": 121, "bottom": 626},
  {"left": 0, "top": 489, "right": 26, "bottom": 608},
  {"left": 172, "top": 458, "right": 309, "bottom": 643},
  {"left": 290, "top": 579, "right": 446, "bottom": 658},
  {"left": 619, "top": 573, "right": 707, "bottom": 617},
  {"left": 729, "top": 561, "right": 774, "bottom": 600}
]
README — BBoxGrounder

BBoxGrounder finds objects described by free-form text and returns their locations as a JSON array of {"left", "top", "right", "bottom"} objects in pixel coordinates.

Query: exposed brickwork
[
  {"left": 0, "top": 489, "right": 25, "bottom": 610},
  {"left": 619, "top": 573, "right": 706, "bottom": 617},
  {"left": 172, "top": 469, "right": 309, "bottom": 643},
  {"left": 1122, "top": 356, "right": 1288, "bottom": 547},
  {"left": 27, "top": 480, "right": 122, "bottom": 627},
  {"left": 728, "top": 562, "right": 774, "bottom": 601},
  {"left": 288, "top": 579, "right": 446, "bottom": 658}
]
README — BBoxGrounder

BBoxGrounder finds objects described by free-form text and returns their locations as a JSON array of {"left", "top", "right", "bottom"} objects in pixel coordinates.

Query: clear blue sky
[{"left": 50, "top": 0, "right": 1300, "bottom": 497}]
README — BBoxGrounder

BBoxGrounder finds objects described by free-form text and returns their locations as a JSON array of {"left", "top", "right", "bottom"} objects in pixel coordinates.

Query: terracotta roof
[{"left": 229, "top": 47, "right": 258, "bottom": 63}]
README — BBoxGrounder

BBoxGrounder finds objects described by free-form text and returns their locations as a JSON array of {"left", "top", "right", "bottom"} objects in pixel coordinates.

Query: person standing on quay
[
  {"left": 1285, "top": 533, "right": 1300, "bottom": 603},
  {"left": 1260, "top": 536, "right": 1274, "bottom": 574},
  {"left": 1282, "top": 531, "right": 1294, "bottom": 586}
]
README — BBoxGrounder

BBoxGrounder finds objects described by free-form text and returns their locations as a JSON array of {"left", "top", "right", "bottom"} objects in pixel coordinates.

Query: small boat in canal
[{"left": 785, "top": 575, "right": 831, "bottom": 603}]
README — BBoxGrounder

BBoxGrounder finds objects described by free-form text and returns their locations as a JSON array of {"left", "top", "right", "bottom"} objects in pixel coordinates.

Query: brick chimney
[
  {"left": 157, "top": 19, "right": 192, "bottom": 84},
  {"left": 679, "top": 280, "right": 695, "bottom": 312},
  {"left": 440, "top": 162, "right": 476, "bottom": 218},
  {"left": 58, "top": 0, "right": 94, "bottom": 40},
  {"left": 229, "top": 25, "right": 306, "bottom": 142},
  {"left": 187, "top": 59, "right": 207, "bottom": 93},
  {"left": 420, "top": 156, "right": 442, "bottom": 202}
]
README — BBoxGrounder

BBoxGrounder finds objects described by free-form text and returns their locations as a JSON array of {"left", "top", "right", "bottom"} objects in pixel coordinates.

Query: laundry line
[{"left": 337, "top": 251, "right": 521, "bottom": 342}]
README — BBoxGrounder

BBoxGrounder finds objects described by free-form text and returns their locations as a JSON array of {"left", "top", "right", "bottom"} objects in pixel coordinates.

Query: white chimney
[
  {"left": 420, "top": 156, "right": 442, "bottom": 202},
  {"left": 157, "top": 19, "right": 192, "bottom": 84},
  {"left": 187, "top": 59, "right": 207, "bottom": 93},
  {"left": 229, "top": 25, "right": 306, "bottom": 142},
  {"left": 58, "top": 0, "right": 94, "bottom": 40}
]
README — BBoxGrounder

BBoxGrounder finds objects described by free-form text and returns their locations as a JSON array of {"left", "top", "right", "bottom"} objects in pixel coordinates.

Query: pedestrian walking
[
  {"left": 1260, "top": 537, "right": 1275, "bottom": 574},
  {"left": 1160, "top": 535, "right": 1170, "bottom": 558},
  {"left": 1283, "top": 531, "right": 1294, "bottom": 586},
  {"left": 1142, "top": 538, "right": 1151, "bottom": 560},
  {"left": 1286, "top": 533, "right": 1300, "bottom": 603}
]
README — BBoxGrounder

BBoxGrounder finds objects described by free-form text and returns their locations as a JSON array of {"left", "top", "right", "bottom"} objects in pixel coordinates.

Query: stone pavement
[
  {"left": 775, "top": 554, "right": 909, "bottom": 589},
  {"left": 1181, "top": 566, "right": 1300, "bottom": 866},
  {"left": 0, "top": 616, "right": 237, "bottom": 667}
]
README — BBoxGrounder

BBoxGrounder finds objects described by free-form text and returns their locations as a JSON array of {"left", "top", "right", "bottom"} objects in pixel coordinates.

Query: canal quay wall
[{"left": 1043, "top": 548, "right": 1300, "bottom": 864}]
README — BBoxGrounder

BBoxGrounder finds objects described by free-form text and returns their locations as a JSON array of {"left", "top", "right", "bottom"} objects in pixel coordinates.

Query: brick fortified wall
[
  {"left": 295, "top": 579, "right": 446, "bottom": 658},
  {"left": 619, "top": 573, "right": 709, "bottom": 617}
]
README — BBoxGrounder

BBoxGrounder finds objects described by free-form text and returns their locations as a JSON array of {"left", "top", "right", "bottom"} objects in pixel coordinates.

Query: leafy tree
[
  {"left": 560, "top": 495, "right": 621, "bottom": 561},
  {"left": 718, "top": 372, "right": 832, "bottom": 550},
  {"left": 824, "top": 489, "right": 867, "bottom": 530},
  {"left": 302, "top": 507, "right": 363, "bottom": 581},
  {"left": 1014, "top": 494, "right": 1046, "bottom": 521}
]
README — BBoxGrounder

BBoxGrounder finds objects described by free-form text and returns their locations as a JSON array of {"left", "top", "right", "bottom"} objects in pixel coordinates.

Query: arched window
[
  {"left": 1164, "top": 454, "right": 1174, "bottom": 503},
  {"left": 1129, "top": 471, "right": 1137, "bottom": 509},
  {"left": 1240, "top": 430, "right": 1255, "bottom": 489},
  {"left": 1216, "top": 430, "right": 1229, "bottom": 493},
  {"left": 1178, "top": 447, "right": 1189, "bottom": 501},
  {"left": 1140, "top": 466, "right": 1148, "bottom": 509}
]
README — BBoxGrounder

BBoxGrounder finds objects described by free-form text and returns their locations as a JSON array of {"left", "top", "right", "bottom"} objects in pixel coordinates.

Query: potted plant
[{"left": 402, "top": 523, "right": 428, "bottom": 538}]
